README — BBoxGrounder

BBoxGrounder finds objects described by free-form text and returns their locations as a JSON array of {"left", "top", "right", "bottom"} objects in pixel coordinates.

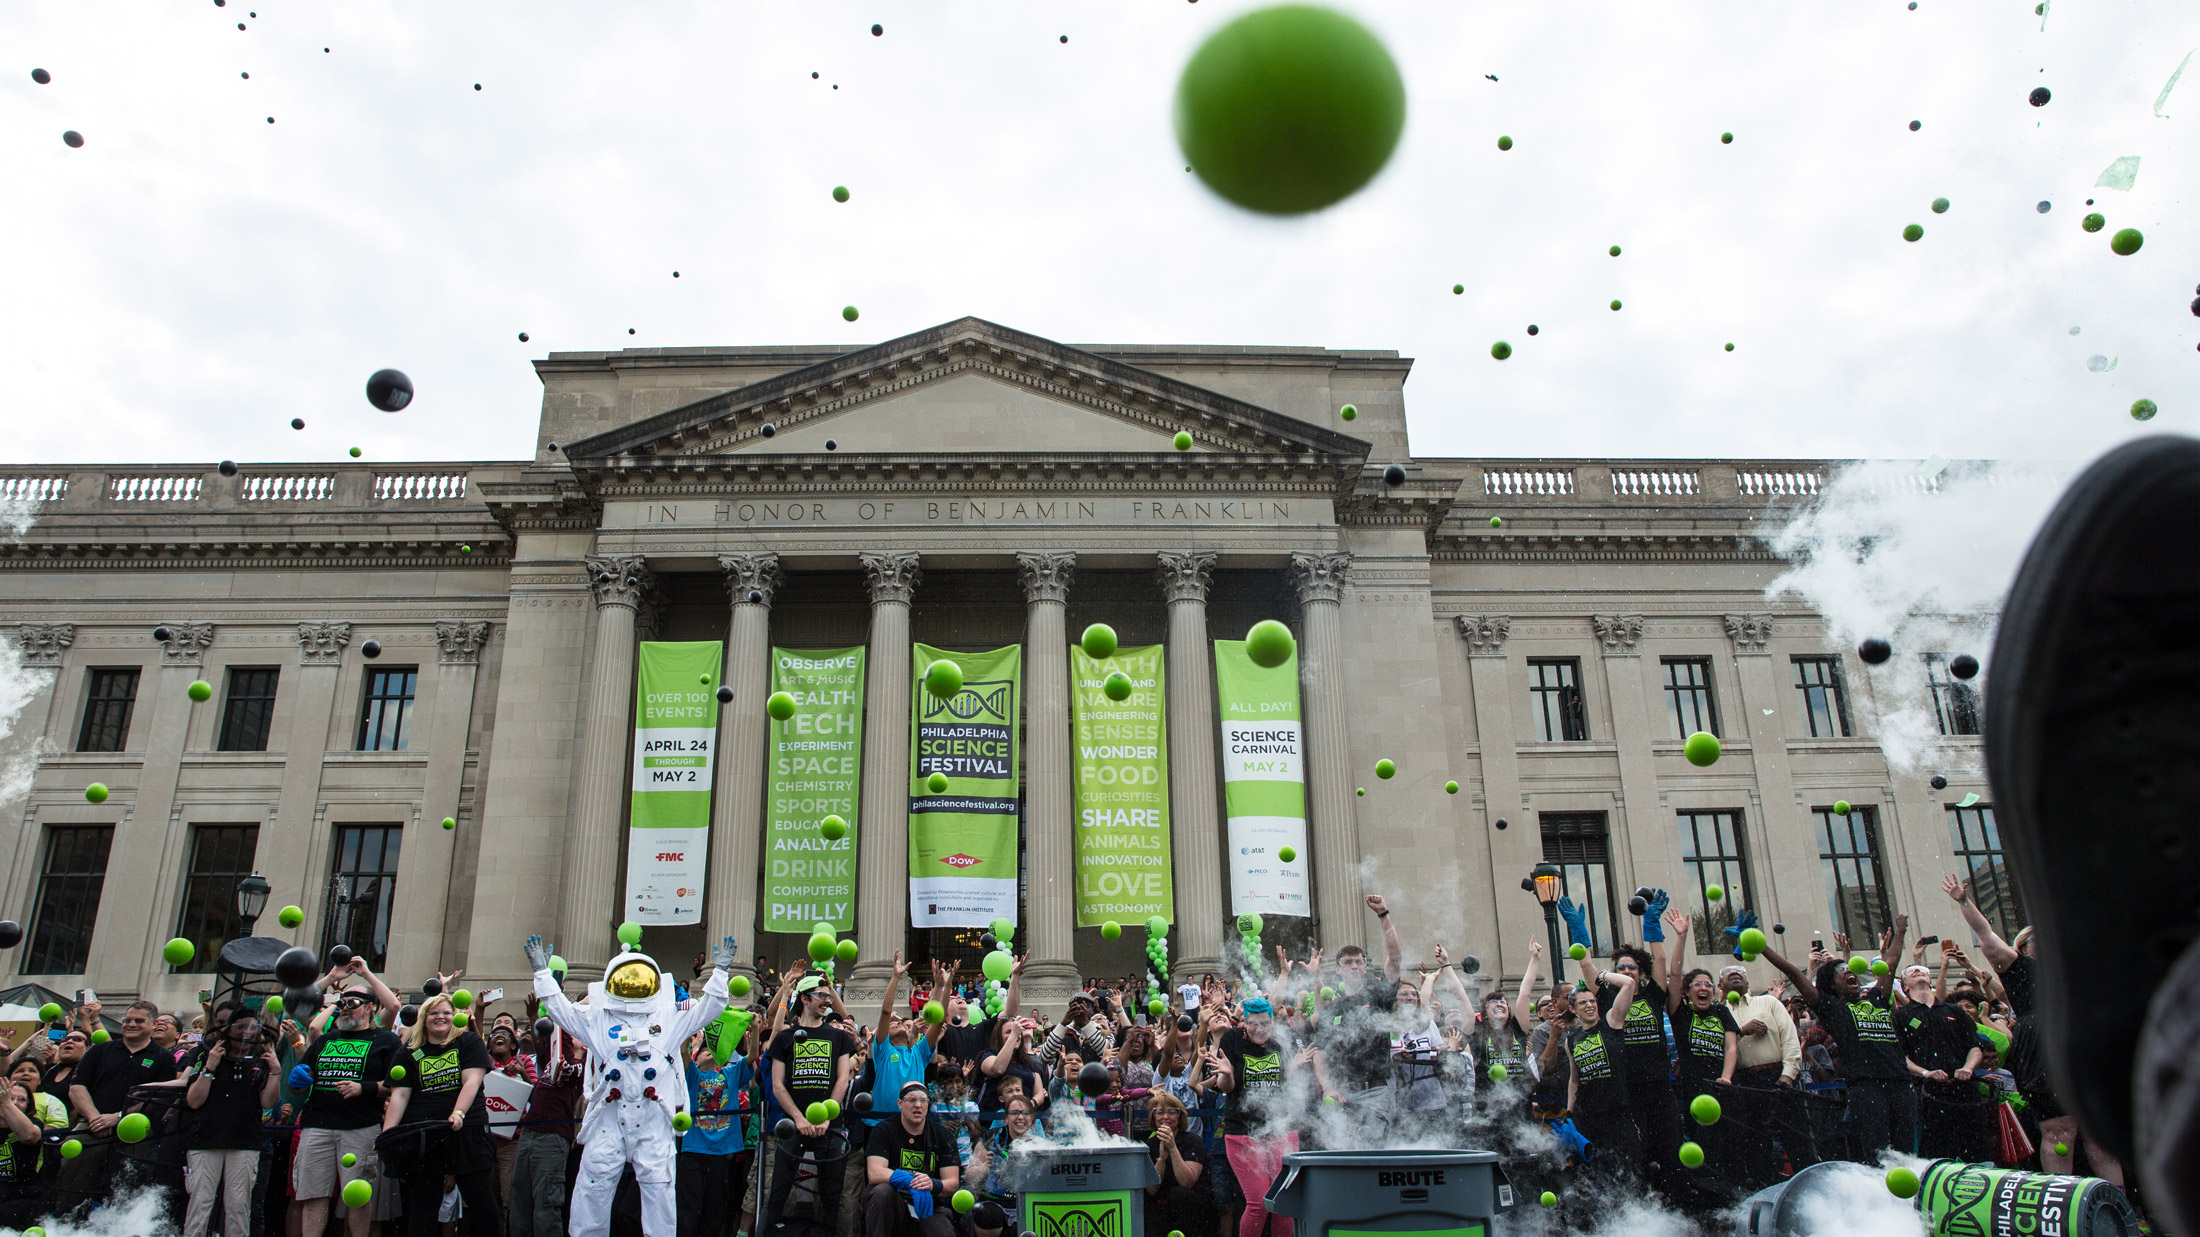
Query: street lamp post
[
  {"left": 234, "top": 873, "right": 270, "bottom": 939},
  {"left": 1523, "top": 862, "right": 1566, "bottom": 995}
]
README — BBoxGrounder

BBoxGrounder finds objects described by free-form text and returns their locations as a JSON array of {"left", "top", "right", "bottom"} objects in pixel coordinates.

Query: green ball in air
[
  {"left": 1704, "top": 884, "right": 1724, "bottom": 902},
  {"left": 90, "top": 1029, "right": 108, "bottom": 1044},
  {"left": 84, "top": 782, "right": 108, "bottom": 803},
  {"left": 451, "top": 988, "right": 473, "bottom": 1009},
  {"left": 1490, "top": 340, "right": 1512, "bottom": 360},
  {"left": 1609, "top": 245, "right": 1621, "bottom": 257},
  {"left": 767, "top": 691, "right": 796, "bottom": 720},
  {"left": 2054, "top": 1141, "right": 2069, "bottom": 1156},
  {"left": 1173, "top": 5, "right": 1406, "bottom": 216},
  {"left": 1683, "top": 731, "right": 1721, "bottom": 767},
  {"left": 38, "top": 1003, "right": 62, "bottom": 1023},
  {"left": 835, "top": 939, "right": 859, "bottom": 964},
  {"left": 981, "top": 949, "right": 1013, "bottom": 983},
  {"left": 1885, "top": 1166, "right": 1919, "bottom": 1199},
  {"left": 1081, "top": 624, "right": 1118, "bottom": 659},
  {"left": 924, "top": 659, "right": 963, "bottom": 698},
  {"left": 342, "top": 1180, "right": 373, "bottom": 1209},
  {"left": 1452, "top": 284, "right": 1463, "bottom": 294},
  {"left": 832, "top": 185, "right": 850, "bottom": 203},
  {"left": 442, "top": 817, "right": 456, "bottom": 831},
  {"left": 59, "top": 1139, "right": 81, "bottom": 1160},
  {"left": 1720, "top": 132, "right": 1733, "bottom": 144},
  {"left": 1678, "top": 1140, "right": 1705, "bottom": 1168},
  {"left": 1540, "top": 1191, "right": 1557, "bottom": 1207},
  {"left": 349, "top": 447, "right": 363, "bottom": 458},
  {"left": 805, "top": 1101, "right": 829, "bottom": 1125},
  {"left": 1279, "top": 845, "right": 1296, "bottom": 863},
  {"left": 2110, "top": 227, "right": 2143, "bottom": 256},
  {"left": 1104, "top": 671, "right": 1134, "bottom": 701},
  {"left": 1320, "top": 986, "right": 1335, "bottom": 1000},
  {"left": 390, "top": 1064, "right": 407, "bottom": 1081},
  {"left": 927, "top": 771, "right": 949, "bottom": 793},
  {"left": 820, "top": 815, "right": 848, "bottom": 840},
  {"left": 730, "top": 975, "right": 752, "bottom": 997},
  {"left": 842, "top": 306, "right": 860, "bottom": 322},
  {"left": 1489, "top": 516, "right": 1502, "bottom": 527},
  {"left": 342, "top": 1152, "right": 357, "bottom": 1168},
  {"left": 1445, "top": 780, "right": 1460, "bottom": 793},
  {"left": 1568, "top": 943, "right": 1587, "bottom": 960},
  {"left": 807, "top": 932, "right": 836, "bottom": 963},
  {"left": 549, "top": 954, "right": 567, "bottom": 974},
  {"left": 1245, "top": 620, "right": 1295, "bottom": 669},
  {"left": 618, "top": 920, "right": 644, "bottom": 947},
  {"left": 1727, "top": 989, "right": 1743, "bottom": 1004},
  {"left": 1338, "top": 404, "right": 1356, "bottom": 420},
  {"left": 1496, "top": 135, "right": 1513, "bottom": 151},
  {"left": 952, "top": 1190, "right": 976, "bottom": 1215},
  {"left": 1870, "top": 959, "right": 1890, "bottom": 977},
  {"left": 1174, "top": 431, "right": 1193, "bottom": 451},
  {"left": 1848, "top": 956, "right": 1871, "bottom": 975},
  {"left": 2081, "top": 213, "right": 2105, "bottom": 233},
  {"left": 1374, "top": 758, "right": 1395, "bottom": 779},
  {"left": 1931, "top": 197, "right": 1950, "bottom": 214},
  {"left": 162, "top": 937, "right": 195, "bottom": 966},
  {"left": 1488, "top": 1063, "right": 1508, "bottom": 1081},
  {"left": 2131, "top": 398, "right": 2158, "bottom": 422},
  {"left": 1356, "top": 787, "right": 1365, "bottom": 796},
  {"left": 1690, "top": 1094, "right": 1722, "bottom": 1125},
  {"left": 1101, "top": 921, "right": 1122, "bottom": 940},
  {"left": 263, "top": 995, "right": 284, "bottom": 1017},
  {"left": 923, "top": 1000, "right": 946, "bottom": 1024},
  {"left": 1149, "top": 997, "right": 1166, "bottom": 1017},
  {"left": 1725, "top": 343, "right": 1735, "bottom": 352},
  {"left": 673, "top": 1111, "right": 693, "bottom": 1131},
  {"left": 823, "top": 1099, "right": 842, "bottom": 1120},
  {"left": 1903, "top": 223, "right": 1923, "bottom": 242},
  {"left": 1738, "top": 927, "right": 1767, "bottom": 954},
  {"left": 1833, "top": 800, "right": 1851, "bottom": 816},
  {"left": 117, "top": 1112, "right": 151, "bottom": 1143},
  {"left": 188, "top": 679, "right": 214, "bottom": 702},
  {"left": 1610, "top": 299, "right": 1622, "bottom": 311}
]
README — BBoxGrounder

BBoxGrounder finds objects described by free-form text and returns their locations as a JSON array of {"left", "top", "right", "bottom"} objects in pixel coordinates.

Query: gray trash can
[
  {"left": 1263, "top": 1149, "right": 1519, "bottom": 1237},
  {"left": 999, "top": 1143, "right": 1162, "bottom": 1237}
]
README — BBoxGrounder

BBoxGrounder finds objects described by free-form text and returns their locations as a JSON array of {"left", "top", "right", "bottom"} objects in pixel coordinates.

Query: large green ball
[
  {"left": 835, "top": 939, "right": 860, "bottom": 963},
  {"left": 767, "top": 691, "right": 797, "bottom": 721},
  {"left": 1738, "top": 927, "right": 1767, "bottom": 954},
  {"left": 926, "top": 771, "right": 949, "bottom": 793},
  {"left": 923, "top": 1000, "right": 945, "bottom": 1024},
  {"left": 1683, "top": 731, "right": 1721, "bottom": 767},
  {"left": 805, "top": 1101, "right": 829, "bottom": 1125},
  {"left": 2081, "top": 212, "right": 2105, "bottom": 233},
  {"left": 1081, "top": 624, "right": 1118, "bottom": 659},
  {"left": 952, "top": 1189, "right": 976, "bottom": 1214},
  {"left": 1496, "top": 135, "right": 1513, "bottom": 151},
  {"left": 37, "top": 1003, "right": 61, "bottom": 1023},
  {"left": 1174, "top": 5, "right": 1405, "bottom": 216},
  {"left": 2109, "top": 227, "right": 2144, "bottom": 256},
  {"left": 820, "top": 815, "right": 848, "bottom": 840},
  {"left": 1885, "top": 1166, "right": 1920, "bottom": 1199},
  {"left": 342, "top": 1180, "right": 373, "bottom": 1209},
  {"left": 1540, "top": 1190, "right": 1557, "bottom": 1206},
  {"left": 673, "top": 1110, "right": 693, "bottom": 1132},
  {"left": 188, "top": 679, "right": 213, "bottom": 702},
  {"left": 1149, "top": 997, "right": 1166, "bottom": 1017},
  {"left": 1445, "top": 780, "right": 1460, "bottom": 794},
  {"left": 60, "top": 1138, "right": 81, "bottom": 1159},
  {"left": 982, "top": 950, "right": 1014, "bottom": 983},
  {"left": 1490, "top": 341, "right": 1512, "bottom": 361},
  {"left": 1677, "top": 1140, "right": 1705, "bottom": 1168},
  {"left": 83, "top": 782, "right": 108, "bottom": 804},
  {"left": 1338, "top": 404, "right": 1356, "bottom": 421},
  {"left": 262, "top": 994, "right": 284, "bottom": 1018},
  {"left": 390, "top": 1064, "right": 408, "bottom": 1081},
  {"left": 618, "top": 920, "right": 643, "bottom": 947},
  {"left": 730, "top": 975, "right": 752, "bottom": 997},
  {"left": 162, "top": 937, "right": 195, "bottom": 966},
  {"left": 1279, "top": 845, "right": 1296, "bottom": 863},
  {"left": 1146, "top": 915, "right": 1170, "bottom": 937},
  {"left": 1488, "top": 1063, "right": 1508, "bottom": 1081},
  {"left": 342, "top": 1151, "right": 358, "bottom": 1168},
  {"left": 823, "top": 1099, "right": 842, "bottom": 1120},
  {"left": 2131, "top": 398, "right": 2158, "bottom": 422},
  {"left": 1103, "top": 671, "right": 1134, "bottom": 701},
  {"left": 1101, "top": 921, "right": 1122, "bottom": 940},
  {"left": 451, "top": 988, "right": 473, "bottom": 1009},
  {"left": 1833, "top": 800, "right": 1851, "bottom": 816},
  {"left": 1690, "top": 1093, "right": 1722, "bottom": 1125},
  {"left": 1704, "top": 884, "right": 1724, "bottom": 902},
  {"left": 1568, "top": 943, "right": 1588, "bottom": 960},
  {"left": 117, "top": 1112, "right": 151, "bottom": 1143},
  {"left": 924, "top": 659, "right": 963, "bottom": 699},
  {"left": 1174, "top": 431, "right": 1193, "bottom": 451},
  {"left": 808, "top": 933, "right": 836, "bottom": 963},
  {"left": 1244, "top": 620, "right": 1295, "bottom": 668},
  {"left": 832, "top": 185, "right": 850, "bottom": 203},
  {"left": 842, "top": 306, "right": 860, "bottom": 322},
  {"left": 1870, "top": 958, "right": 1891, "bottom": 977},
  {"left": 1931, "top": 197, "right": 1950, "bottom": 214},
  {"left": 279, "top": 904, "right": 305, "bottom": 930},
  {"left": 90, "top": 1029, "right": 108, "bottom": 1044},
  {"left": 993, "top": 916, "right": 1017, "bottom": 942},
  {"left": 1374, "top": 758, "right": 1395, "bottom": 779},
  {"left": 1848, "top": 956, "right": 1871, "bottom": 974},
  {"left": 1903, "top": 223, "right": 1924, "bottom": 243}
]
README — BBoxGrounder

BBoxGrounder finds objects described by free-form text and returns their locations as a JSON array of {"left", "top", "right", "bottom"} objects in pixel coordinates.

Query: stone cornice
[
  {"left": 573, "top": 452, "right": 1356, "bottom": 500},
  {"left": 0, "top": 542, "right": 509, "bottom": 571},
  {"left": 565, "top": 317, "right": 1372, "bottom": 462},
  {"left": 478, "top": 471, "right": 601, "bottom": 534},
  {"left": 1429, "top": 531, "right": 1780, "bottom": 563}
]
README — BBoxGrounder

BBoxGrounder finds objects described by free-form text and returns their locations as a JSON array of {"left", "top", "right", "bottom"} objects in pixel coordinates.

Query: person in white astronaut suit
[{"left": 525, "top": 931, "right": 739, "bottom": 1237}]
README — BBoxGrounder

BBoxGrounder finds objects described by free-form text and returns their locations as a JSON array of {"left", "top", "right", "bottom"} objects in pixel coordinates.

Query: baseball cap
[{"left": 795, "top": 975, "right": 826, "bottom": 995}]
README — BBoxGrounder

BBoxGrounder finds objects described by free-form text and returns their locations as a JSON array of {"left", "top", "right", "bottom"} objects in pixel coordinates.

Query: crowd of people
[{"left": 0, "top": 877, "right": 2149, "bottom": 1236}]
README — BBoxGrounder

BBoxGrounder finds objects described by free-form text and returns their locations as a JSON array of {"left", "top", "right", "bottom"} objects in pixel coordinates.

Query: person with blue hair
[{"left": 1207, "top": 994, "right": 1308, "bottom": 1237}]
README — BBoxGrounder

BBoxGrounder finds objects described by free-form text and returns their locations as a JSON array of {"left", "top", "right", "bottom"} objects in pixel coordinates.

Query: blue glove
[
  {"left": 1722, "top": 908, "right": 1760, "bottom": 959},
  {"left": 1557, "top": 897, "right": 1590, "bottom": 946},
  {"left": 909, "top": 1187, "right": 935, "bottom": 1219},
  {"left": 288, "top": 1063, "right": 313, "bottom": 1093},
  {"left": 889, "top": 1170, "right": 913, "bottom": 1190},
  {"left": 1549, "top": 1117, "right": 1591, "bottom": 1161},
  {"left": 1641, "top": 888, "right": 1670, "bottom": 943}
]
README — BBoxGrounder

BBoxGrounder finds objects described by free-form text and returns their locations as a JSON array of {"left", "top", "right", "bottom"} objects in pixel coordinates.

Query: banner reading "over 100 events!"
[
  {"left": 908, "top": 643, "right": 1022, "bottom": 929},
  {"left": 625, "top": 641, "right": 723, "bottom": 924},
  {"left": 1213, "top": 637, "right": 1309, "bottom": 917},
  {"left": 763, "top": 646, "right": 865, "bottom": 933}
]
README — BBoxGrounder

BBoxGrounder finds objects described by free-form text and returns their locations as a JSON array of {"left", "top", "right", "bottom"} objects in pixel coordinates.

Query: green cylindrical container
[
  {"left": 1918, "top": 1160, "right": 2141, "bottom": 1237},
  {"left": 1000, "top": 1144, "right": 1161, "bottom": 1237},
  {"left": 1263, "top": 1149, "right": 1518, "bottom": 1237}
]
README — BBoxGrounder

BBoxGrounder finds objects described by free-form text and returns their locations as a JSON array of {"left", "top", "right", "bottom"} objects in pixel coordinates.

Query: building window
[
  {"left": 356, "top": 668, "right": 418, "bottom": 752},
  {"left": 1678, "top": 811, "right": 1754, "bottom": 955},
  {"left": 323, "top": 825, "right": 402, "bottom": 971},
  {"left": 24, "top": 826, "right": 115, "bottom": 975},
  {"left": 1791, "top": 656, "right": 1852, "bottom": 738},
  {"left": 1527, "top": 659, "right": 1588, "bottom": 741},
  {"left": 1815, "top": 805, "right": 1893, "bottom": 943},
  {"left": 217, "top": 667, "right": 280, "bottom": 753},
  {"left": 172, "top": 825, "right": 260, "bottom": 974},
  {"left": 1661, "top": 657, "right": 1720, "bottom": 738},
  {"left": 1541, "top": 813, "right": 1620, "bottom": 956},
  {"left": 1947, "top": 804, "right": 2024, "bottom": 940},
  {"left": 1925, "top": 654, "right": 1981, "bottom": 736},
  {"left": 75, "top": 668, "right": 140, "bottom": 753}
]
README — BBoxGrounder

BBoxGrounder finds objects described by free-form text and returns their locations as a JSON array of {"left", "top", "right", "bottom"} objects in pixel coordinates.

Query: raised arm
[
  {"left": 1513, "top": 940, "right": 1543, "bottom": 1036},
  {"left": 1664, "top": 909, "right": 1691, "bottom": 1014},
  {"left": 1600, "top": 971, "right": 1638, "bottom": 1030},
  {"left": 1759, "top": 944, "right": 1819, "bottom": 1007},
  {"left": 1367, "top": 895, "right": 1404, "bottom": 979},
  {"left": 1880, "top": 913, "right": 1909, "bottom": 970},
  {"left": 879, "top": 951, "right": 908, "bottom": 1035},
  {"left": 1001, "top": 953, "right": 1026, "bottom": 1022},
  {"left": 524, "top": 936, "right": 589, "bottom": 1043},
  {"left": 1942, "top": 874, "right": 2019, "bottom": 971}
]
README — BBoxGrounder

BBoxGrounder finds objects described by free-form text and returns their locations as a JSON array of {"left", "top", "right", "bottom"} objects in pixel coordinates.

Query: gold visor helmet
[{"left": 606, "top": 958, "right": 661, "bottom": 1000}]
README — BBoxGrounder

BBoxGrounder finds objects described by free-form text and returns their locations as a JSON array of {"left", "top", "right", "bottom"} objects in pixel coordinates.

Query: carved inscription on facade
[{"left": 605, "top": 497, "right": 1324, "bottom": 529}]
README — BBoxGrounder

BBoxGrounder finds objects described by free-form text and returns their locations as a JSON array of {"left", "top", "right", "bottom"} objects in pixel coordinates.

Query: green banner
[
  {"left": 909, "top": 643, "right": 1021, "bottom": 929},
  {"left": 764, "top": 646, "right": 866, "bottom": 933},
  {"left": 1213, "top": 639, "right": 1310, "bottom": 918},
  {"left": 626, "top": 641, "right": 723, "bottom": 924},
  {"left": 1071, "top": 644, "right": 1172, "bottom": 925}
]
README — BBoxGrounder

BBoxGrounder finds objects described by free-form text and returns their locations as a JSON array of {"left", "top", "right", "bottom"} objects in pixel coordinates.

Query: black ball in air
[
  {"left": 1526, "top": 324, "right": 1539, "bottom": 336},
  {"left": 1494, "top": 817, "right": 1508, "bottom": 831},
  {"left": 1909, "top": 120, "right": 1921, "bottom": 131},
  {"left": 1177, "top": 1015, "right": 1195, "bottom": 1032},
  {"left": 365, "top": 368, "right": 413, "bottom": 412},
  {"left": 871, "top": 23, "right": 883, "bottom": 35},
  {"left": 153, "top": 626, "right": 172, "bottom": 642},
  {"left": 422, "top": 977, "right": 443, "bottom": 996},
  {"left": 760, "top": 423, "right": 776, "bottom": 438},
  {"left": 291, "top": 418, "right": 304, "bottom": 430},
  {"left": 851, "top": 1091, "right": 873, "bottom": 1112},
  {"left": 1383, "top": 464, "right": 1407, "bottom": 487},
  {"left": 0, "top": 921, "right": 20, "bottom": 949},
  {"left": 747, "top": 590, "right": 762, "bottom": 604},
  {"left": 31, "top": 69, "right": 50, "bottom": 84},
  {"left": 1076, "top": 1061, "right": 1112, "bottom": 1097},
  {"left": 274, "top": 946, "right": 319, "bottom": 988},
  {"left": 2029, "top": 86, "right": 2051, "bottom": 106},
  {"left": 1948, "top": 653, "right": 1979, "bottom": 680},
  {"left": 1930, "top": 775, "right": 1948, "bottom": 790},
  {"left": 1858, "top": 637, "right": 1892, "bottom": 665},
  {"left": 715, "top": 685, "right": 734, "bottom": 704},
  {"left": 1628, "top": 895, "right": 1648, "bottom": 916},
  {"left": 361, "top": 639, "right": 382, "bottom": 659},
  {"left": 518, "top": 332, "right": 529, "bottom": 342},
  {"left": 62, "top": 130, "right": 83, "bottom": 148},
  {"left": 219, "top": 460, "right": 238, "bottom": 477},
  {"left": 399, "top": 1003, "right": 420, "bottom": 1026},
  {"left": 825, "top": 439, "right": 838, "bottom": 451},
  {"left": 535, "top": 1018, "right": 553, "bottom": 1041}
]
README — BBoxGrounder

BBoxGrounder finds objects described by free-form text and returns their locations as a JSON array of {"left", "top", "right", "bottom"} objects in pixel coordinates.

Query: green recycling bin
[
  {"left": 1263, "top": 1149, "right": 1519, "bottom": 1237},
  {"left": 1000, "top": 1143, "right": 1162, "bottom": 1237},
  {"left": 1917, "top": 1160, "right": 2141, "bottom": 1237}
]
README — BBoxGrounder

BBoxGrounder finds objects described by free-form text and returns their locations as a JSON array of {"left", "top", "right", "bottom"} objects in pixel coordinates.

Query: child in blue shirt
[{"left": 677, "top": 1037, "right": 753, "bottom": 1234}]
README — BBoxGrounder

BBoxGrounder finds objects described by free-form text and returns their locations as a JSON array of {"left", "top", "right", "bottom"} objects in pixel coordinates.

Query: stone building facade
[{"left": 0, "top": 318, "right": 2005, "bottom": 1013}]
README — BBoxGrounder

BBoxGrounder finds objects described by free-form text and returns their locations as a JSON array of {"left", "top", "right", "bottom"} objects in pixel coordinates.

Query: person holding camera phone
[{"left": 183, "top": 1007, "right": 279, "bottom": 1237}]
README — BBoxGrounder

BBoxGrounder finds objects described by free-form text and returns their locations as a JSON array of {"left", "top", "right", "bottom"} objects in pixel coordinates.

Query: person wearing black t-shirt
[
  {"left": 930, "top": 956, "right": 1021, "bottom": 1082},
  {"left": 1566, "top": 970, "right": 1644, "bottom": 1181},
  {"left": 1208, "top": 997, "right": 1304, "bottom": 1237},
  {"left": 1895, "top": 965, "right": 1990, "bottom": 1163},
  {"left": 1573, "top": 896, "right": 1682, "bottom": 1192},
  {"left": 1315, "top": 895, "right": 1406, "bottom": 1102},
  {"left": 296, "top": 988, "right": 404, "bottom": 1237},
  {"left": 1660, "top": 925, "right": 1741, "bottom": 1203},
  {"left": 1143, "top": 1091, "right": 1214, "bottom": 1237},
  {"left": 1763, "top": 917, "right": 1917, "bottom": 1160},
  {"left": 383, "top": 996, "right": 501, "bottom": 1237},
  {"left": 0, "top": 1079, "right": 53, "bottom": 1229},
  {"left": 181, "top": 1012, "right": 278, "bottom": 1237},
  {"left": 861, "top": 1081, "right": 959, "bottom": 1237},
  {"left": 765, "top": 975, "right": 859, "bottom": 1235},
  {"left": 63, "top": 999, "right": 179, "bottom": 1206}
]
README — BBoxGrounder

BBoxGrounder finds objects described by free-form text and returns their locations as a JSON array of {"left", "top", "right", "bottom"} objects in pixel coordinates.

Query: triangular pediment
[{"left": 563, "top": 317, "right": 1369, "bottom": 462}]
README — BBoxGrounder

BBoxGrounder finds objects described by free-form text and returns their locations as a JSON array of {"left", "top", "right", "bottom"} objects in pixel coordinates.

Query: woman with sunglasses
[
  {"left": 1566, "top": 964, "right": 1644, "bottom": 1183},
  {"left": 382, "top": 994, "right": 502, "bottom": 1237}
]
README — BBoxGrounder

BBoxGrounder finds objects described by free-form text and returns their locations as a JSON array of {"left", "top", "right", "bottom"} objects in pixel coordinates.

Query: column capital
[
  {"left": 1453, "top": 614, "right": 1512, "bottom": 656},
  {"left": 1722, "top": 613, "right": 1775, "bottom": 654},
  {"left": 15, "top": 623, "right": 74, "bottom": 667},
  {"left": 435, "top": 620, "right": 494, "bottom": 665},
  {"left": 1155, "top": 551, "right": 1217, "bottom": 604},
  {"left": 1592, "top": 614, "right": 1646, "bottom": 655},
  {"left": 297, "top": 621, "right": 352, "bottom": 665},
  {"left": 719, "top": 553, "right": 783, "bottom": 608},
  {"left": 1017, "top": 552, "right": 1077, "bottom": 604},
  {"left": 1289, "top": 552, "right": 1351, "bottom": 604},
  {"left": 584, "top": 555, "right": 653, "bottom": 610},
  {"left": 634, "top": 581, "right": 671, "bottom": 642},
  {"left": 860, "top": 552, "right": 923, "bottom": 605},
  {"left": 157, "top": 622, "right": 216, "bottom": 667}
]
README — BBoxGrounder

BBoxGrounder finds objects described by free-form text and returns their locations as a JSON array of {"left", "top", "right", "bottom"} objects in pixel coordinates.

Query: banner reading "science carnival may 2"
[
  {"left": 763, "top": 646, "right": 865, "bottom": 933},
  {"left": 625, "top": 641, "right": 722, "bottom": 924},
  {"left": 1070, "top": 643, "right": 1173, "bottom": 926},
  {"left": 908, "top": 643, "right": 1021, "bottom": 929},
  {"left": 1213, "top": 638, "right": 1310, "bottom": 917}
]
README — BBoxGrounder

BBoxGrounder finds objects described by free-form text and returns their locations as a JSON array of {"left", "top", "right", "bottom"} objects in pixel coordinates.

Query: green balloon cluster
[
  {"left": 1237, "top": 912, "right": 1263, "bottom": 972},
  {"left": 617, "top": 920, "right": 643, "bottom": 947},
  {"left": 1145, "top": 916, "right": 1171, "bottom": 991}
]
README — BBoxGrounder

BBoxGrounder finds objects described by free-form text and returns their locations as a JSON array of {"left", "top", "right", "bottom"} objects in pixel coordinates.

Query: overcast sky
[{"left": 2, "top": 1, "right": 2191, "bottom": 468}]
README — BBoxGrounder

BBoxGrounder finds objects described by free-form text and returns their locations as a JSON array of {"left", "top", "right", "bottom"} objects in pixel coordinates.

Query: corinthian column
[
  {"left": 1290, "top": 552, "right": 1364, "bottom": 953},
  {"left": 1017, "top": 552, "right": 1082, "bottom": 1010},
  {"left": 709, "top": 553, "right": 781, "bottom": 979},
  {"left": 1157, "top": 552, "right": 1223, "bottom": 981},
  {"left": 563, "top": 554, "right": 652, "bottom": 974},
  {"left": 846, "top": 552, "right": 921, "bottom": 1004}
]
